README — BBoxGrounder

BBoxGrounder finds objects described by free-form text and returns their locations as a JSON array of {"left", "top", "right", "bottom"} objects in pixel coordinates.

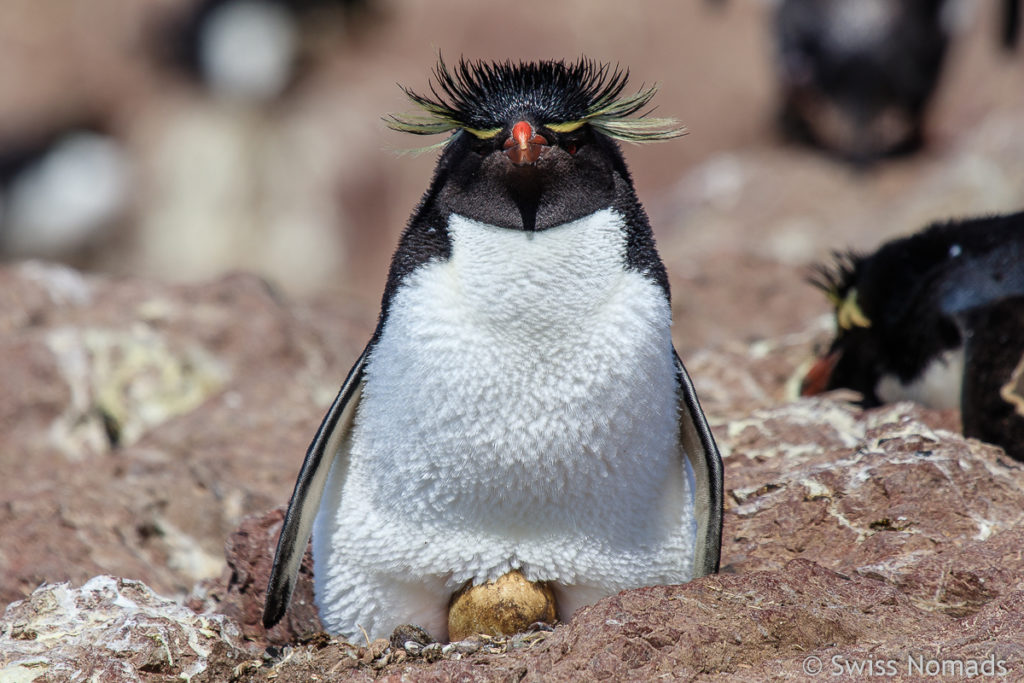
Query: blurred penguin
[
  {"left": 773, "top": 0, "right": 954, "bottom": 163},
  {"left": 0, "top": 123, "right": 131, "bottom": 261},
  {"left": 157, "top": 0, "right": 372, "bottom": 103},
  {"left": 802, "top": 211, "right": 1024, "bottom": 460},
  {"left": 1001, "top": 0, "right": 1021, "bottom": 50}
]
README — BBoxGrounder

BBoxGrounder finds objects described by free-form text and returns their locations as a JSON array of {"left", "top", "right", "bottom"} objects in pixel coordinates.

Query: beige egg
[{"left": 447, "top": 570, "right": 557, "bottom": 642}]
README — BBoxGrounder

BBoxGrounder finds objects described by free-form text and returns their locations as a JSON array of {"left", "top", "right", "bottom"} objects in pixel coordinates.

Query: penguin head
[
  {"left": 803, "top": 251, "right": 888, "bottom": 404},
  {"left": 386, "top": 57, "right": 684, "bottom": 231}
]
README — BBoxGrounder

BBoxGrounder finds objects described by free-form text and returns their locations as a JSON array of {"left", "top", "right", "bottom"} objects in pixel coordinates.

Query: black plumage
[
  {"left": 0, "top": 120, "right": 130, "bottom": 259},
  {"left": 805, "top": 210, "right": 1024, "bottom": 459},
  {"left": 402, "top": 59, "right": 635, "bottom": 131},
  {"left": 960, "top": 297, "right": 1024, "bottom": 459},
  {"left": 1001, "top": 0, "right": 1021, "bottom": 50},
  {"left": 156, "top": 0, "right": 370, "bottom": 100}
]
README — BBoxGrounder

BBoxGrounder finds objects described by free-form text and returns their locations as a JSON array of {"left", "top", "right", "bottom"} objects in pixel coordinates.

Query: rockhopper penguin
[
  {"left": 802, "top": 211, "right": 1024, "bottom": 460},
  {"left": 262, "top": 57, "right": 724, "bottom": 642}
]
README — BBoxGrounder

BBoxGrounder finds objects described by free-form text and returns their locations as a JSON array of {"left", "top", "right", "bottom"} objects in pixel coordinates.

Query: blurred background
[{"left": 0, "top": 0, "right": 1021, "bottom": 350}]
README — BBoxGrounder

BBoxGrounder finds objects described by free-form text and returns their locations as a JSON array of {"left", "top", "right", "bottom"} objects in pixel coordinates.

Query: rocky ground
[
  {"left": 2, "top": 0, "right": 1024, "bottom": 681},
  {"left": 2, "top": 255, "right": 1024, "bottom": 681}
]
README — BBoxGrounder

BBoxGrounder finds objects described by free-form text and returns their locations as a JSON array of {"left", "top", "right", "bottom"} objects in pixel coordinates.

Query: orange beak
[
  {"left": 800, "top": 349, "right": 842, "bottom": 396},
  {"left": 503, "top": 120, "right": 548, "bottom": 166}
]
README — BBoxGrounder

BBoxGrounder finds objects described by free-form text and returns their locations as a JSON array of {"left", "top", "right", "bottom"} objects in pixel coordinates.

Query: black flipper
[
  {"left": 262, "top": 344, "right": 370, "bottom": 629},
  {"left": 674, "top": 349, "right": 724, "bottom": 576}
]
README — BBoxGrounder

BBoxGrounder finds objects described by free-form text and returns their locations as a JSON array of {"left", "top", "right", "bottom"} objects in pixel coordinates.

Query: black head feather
[
  {"left": 386, "top": 56, "right": 684, "bottom": 144},
  {"left": 809, "top": 250, "right": 863, "bottom": 305}
]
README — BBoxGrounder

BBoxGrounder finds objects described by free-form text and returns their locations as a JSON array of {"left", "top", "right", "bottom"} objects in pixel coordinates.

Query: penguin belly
[
  {"left": 875, "top": 347, "right": 965, "bottom": 410},
  {"left": 312, "top": 209, "right": 696, "bottom": 640}
]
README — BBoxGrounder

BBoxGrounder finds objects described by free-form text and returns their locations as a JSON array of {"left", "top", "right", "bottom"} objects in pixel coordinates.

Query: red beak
[
  {"left": 800, "top": 350, "right": 842, "bottom": 396},
  {"left": 503, "top": 120, "right": 548, "bottom": 166}
]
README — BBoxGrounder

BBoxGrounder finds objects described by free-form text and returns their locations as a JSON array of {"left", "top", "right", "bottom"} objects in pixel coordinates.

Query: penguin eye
[
  {"left": 562, "top": 133, "right": 588, "bottom": 156},
  {"left": 467, "top": 136, "right": 497, "bottom": 155}
]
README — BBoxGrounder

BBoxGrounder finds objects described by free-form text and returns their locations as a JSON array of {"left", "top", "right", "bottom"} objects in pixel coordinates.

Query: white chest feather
[
  {"left": 876, "top": 347, "right": 965, "bottom": 410},
  {"left": 355, "top": 209, "right": 681, "bottom": 535}
]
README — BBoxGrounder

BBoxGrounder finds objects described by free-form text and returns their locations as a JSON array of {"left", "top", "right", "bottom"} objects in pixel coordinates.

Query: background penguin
[
  {"left": 155, "top": 0, "right": 372, "bottom": 102},
  {"left": 262, "top": 57, "right": 723, "bottom": 642},
  {"left": 802, "top": 210, "right": 1024, "bottom": 460},
  {"left": 1001, "top": 0, "right": 1021, "bottom": 50},
  {"left": 0, "top": 121, "right": 131, "bottom": 261},
  {"left": 773, "top": 0, "right": 954, "bottom": 163}
]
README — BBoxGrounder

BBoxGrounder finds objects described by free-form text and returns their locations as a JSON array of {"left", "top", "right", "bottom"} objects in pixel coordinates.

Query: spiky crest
[
  {"left": 809, "top": 251, "right": 873, "bottom": 329},
  {"left": 809, "top": 251, "right": 862, "bottom": 306},
  {"left": 385, "top": 56, "right": 684, "bottom": 147}
]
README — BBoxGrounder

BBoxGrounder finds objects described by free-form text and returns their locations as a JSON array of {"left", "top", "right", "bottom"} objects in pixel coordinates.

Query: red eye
[{"left": 566, "top": 143, "right": 577, "bottom": 155}]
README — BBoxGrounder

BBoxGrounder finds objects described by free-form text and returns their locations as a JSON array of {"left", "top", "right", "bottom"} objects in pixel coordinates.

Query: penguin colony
[{"left": 263, "top": 57, "right": 724, "bottom": 642}]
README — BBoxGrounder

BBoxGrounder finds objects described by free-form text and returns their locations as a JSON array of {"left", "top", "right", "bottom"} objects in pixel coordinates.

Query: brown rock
[
  {"left": 0, "top": 262, "right": 368, "bottom": 608},
  {"left": 258, "top": 559, "right": 1024, "bottom": 681},
  {"left": 205, "top": 507, "right": 324, "bottom": 647},
  {"left": 0, "top": 576, "right": 252, "bottom": 682},
  {"left": 217, "top": 399, "right": 1024, "bottom": 681},
  {"left": 521, "top": 560, "right": 938, "bottom": 680},
  {"left": 720, "top": 400, "right": 1024, "bottom": 605}
]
